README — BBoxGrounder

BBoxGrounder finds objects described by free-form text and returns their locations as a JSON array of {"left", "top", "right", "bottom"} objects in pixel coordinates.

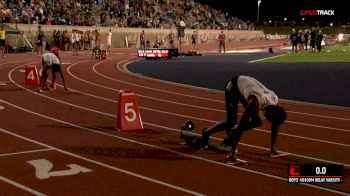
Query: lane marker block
[
  {"left": 116, "top": 90, "right": 143, "bottom": 131},
  {"left": 24, "top": 64, "right": 39, "bottom": 86}
]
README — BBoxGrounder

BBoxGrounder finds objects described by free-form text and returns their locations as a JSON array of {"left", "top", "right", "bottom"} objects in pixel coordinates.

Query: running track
[{"left": 0, "top": 48, "right": 349, "bottom": 195}]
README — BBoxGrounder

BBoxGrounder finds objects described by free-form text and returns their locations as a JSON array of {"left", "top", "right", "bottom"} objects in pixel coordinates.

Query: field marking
[
  {"left": 120, "top": 60, "right": 350, "bottom": 120},
  {"left": 0, "top": 101, "right": 348, "bottom": 196},
  {"left": 100, "top": 61, "right": 350, "bottom": 130},
  {"left": 248, "top": 53, "right": 287, "bottom": 63},
  {"left": 270, "top": 153, "right": 291, "bottom": 158},
  {"left": 75, "top": 61, "right": 222, "bottom": 111},
  {"left": 73, "top": 62, "right": 350, "bottom": 134},
  {"left": 8, "top": 64, "right": 350, "bottom": 167},
  {"left": 120, "top": 59, "right": 350, "bottom": 120},
  {"left": 0, "top": 175, "right": 46, "bottom": 196},
  {"left": 110, "top": 58, "right": 224, "bottom": 100},
  {"left": 0, "top": 149, "right": 53, "bottom": 157},
  {"left": 0, "top": 125, "right": 204, "bottom": 196},
  {"left": 0, "top": 105, "right": 4, "bottom": 110}
]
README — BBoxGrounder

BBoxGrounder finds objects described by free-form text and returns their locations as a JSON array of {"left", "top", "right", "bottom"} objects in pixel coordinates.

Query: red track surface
[{"left": 0, "top": 45, "right": 349, "bottom": 195}]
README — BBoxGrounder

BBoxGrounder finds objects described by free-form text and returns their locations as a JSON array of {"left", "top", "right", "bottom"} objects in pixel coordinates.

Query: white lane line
[
  {"left": 119, "top": 62, "right": 350, "bottom": 124},
  {"left": 71, "top": 63, "right": 350, "bottom": 135},
  {"left": 254, "top": 127, "right": 350, "bottom": 148},
  {"left": 94, "top": 59, "right": 224, "bottom": 102},
  {"left": 76, "top": 61, "right": 350, "bottom": 132},
  {"left": 248, "top": 53, "right": 287, "bottom": 63},
  {"left": 286, "top": 110, "right": 350, "bottom": 121},
  {"left": 45, "top": 75, "right": 350, "bottom": 148},
  {"left": 66, "top": 62, "right": 218, "bottom": 123},
  {"left": 270, "top": 153, "right": 291, "bottom": 158},
  {"left": 0, "top": 101, "right": 348, "bottom": 196},
  {"left": 0, "top": 149, "right": 53, "bottom": 157},
  {"left": 0, "top": 126, "right": 204, "bottom": 196},
  {"left": 121, "top": 60, "right": 350, "bottom": 121},
  {"left": 52, "top": 64, "right": 350, "bottom": 146},
  {"left": 0, "top": 175, "right": 46, "bottom": 196},
  {"left": 145, "top": 123, "right": 350, "bottom": 168},
  {"left": 93, "top": 62, "right": 223, "bottom": 112},
  {"left": 8, "top": 65, "right": 350, "bottom": 167},
  {"left": 285, "top": 121, "right": 350, "bottom": 133}
]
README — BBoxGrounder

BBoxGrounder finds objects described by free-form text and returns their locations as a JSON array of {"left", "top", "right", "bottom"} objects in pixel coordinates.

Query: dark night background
[{"left": 196, "top": 0, "right": 347, "bottom": 24}]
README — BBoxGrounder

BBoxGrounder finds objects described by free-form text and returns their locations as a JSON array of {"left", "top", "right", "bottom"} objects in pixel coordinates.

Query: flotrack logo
[{"left": 300, "top": 10, "right": 335, "bottom": 16}]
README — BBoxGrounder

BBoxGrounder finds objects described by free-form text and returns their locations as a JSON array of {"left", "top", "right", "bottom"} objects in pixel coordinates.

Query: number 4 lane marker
[{"left": 27, "top": 159, "right": 92, "bottom": 180}]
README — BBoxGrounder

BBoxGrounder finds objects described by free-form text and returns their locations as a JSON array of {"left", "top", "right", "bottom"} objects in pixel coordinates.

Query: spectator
[
  {"left": 3, "top": 0, "right": 247, "bottom": 30},
  {"left": 140, "top": 30, "right": 146, "bottom": 49},
  {"left": 191, "top": 30, "right": 197, "bottom": 50},
  {"left": 219, "top": 30, "right": 225, "bottom": 53},
  {"left": 90, "top": 30, "right": 96, "bottom": 49},
  {"left": 304, "top": 30, "right": 309, "bottom": 51},
  {"left": 95, "top": 30, "right": 101, "bottom": 46},
  {"left": 106, "top": 29, "right": 112, "bottom": 54},
  {"left": 316, "top": 30, "right": 323, "bottom": 52},
  {"left": 297, "top": 30, "right": 304, "bottom": 53},
  {"left": 168, "top": 30, "right": 175, "bottom": 48},
  {"left": 36, "top": 25, "right": 45, "bottom": 56},
  {"left": 53, "top": 30, "right": 62, "bottom": 49},
  {"left": 0, "top": 25, "right": 5, "bottom": 58},
  {"left": 71, "top": 29, "right": 79, "bottom": 56},
  {"left": 290, "top": 29, "right": 298, "bottom": 53},
  {"left": 63, "top": 30, "right": 70, "bottom": 51},
  {"left": 83, "top": 30, "right": 90, "bottom": 50},
  {"left": 310, "top": 27, "right": 317, "bottom": 52}
]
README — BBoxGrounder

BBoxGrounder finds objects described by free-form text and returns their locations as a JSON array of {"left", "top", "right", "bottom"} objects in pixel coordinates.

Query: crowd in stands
[{"left": 1, "top": 0, "right": 248, "bottom": 30}]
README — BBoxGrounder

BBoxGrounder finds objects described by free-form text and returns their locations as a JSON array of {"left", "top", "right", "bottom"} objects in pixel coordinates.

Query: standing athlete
[{"left": 201, "top": 75, "right": 287, "bottom": 163}]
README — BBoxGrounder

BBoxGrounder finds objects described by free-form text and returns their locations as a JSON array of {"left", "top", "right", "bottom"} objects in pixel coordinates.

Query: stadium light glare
[
  {"left": 338, "top": 33, "right": 344, "bottom": 41},
  {"left": 257, "top": 0, "right": 261, "bottom": 25}
]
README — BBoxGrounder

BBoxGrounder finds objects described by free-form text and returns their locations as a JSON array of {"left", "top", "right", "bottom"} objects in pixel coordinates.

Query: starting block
[
  {"left": 180, "top": 131, "right": 232, "bottom": 152},
  {"left": 116, "top": 90, "right": 143, "bottom": 131},
  {"left": 180, "top": 121, "right": 248, "bottom": 165},
  {"left": 24, "top": 64, "right": 39, "bottom": 86}
]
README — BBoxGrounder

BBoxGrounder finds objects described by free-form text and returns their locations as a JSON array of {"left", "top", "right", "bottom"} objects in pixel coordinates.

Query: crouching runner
[
  {"left": 38, "top": 48, "right": 68, "bottom": 92},
  {"left": 201, "top": 75, "right": 287, "bottom": 164}
]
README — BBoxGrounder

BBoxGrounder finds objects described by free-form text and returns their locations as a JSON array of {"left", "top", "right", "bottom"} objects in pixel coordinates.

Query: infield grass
[{"left": 260, "top": 45, "right": 350, "bottom": 63}]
